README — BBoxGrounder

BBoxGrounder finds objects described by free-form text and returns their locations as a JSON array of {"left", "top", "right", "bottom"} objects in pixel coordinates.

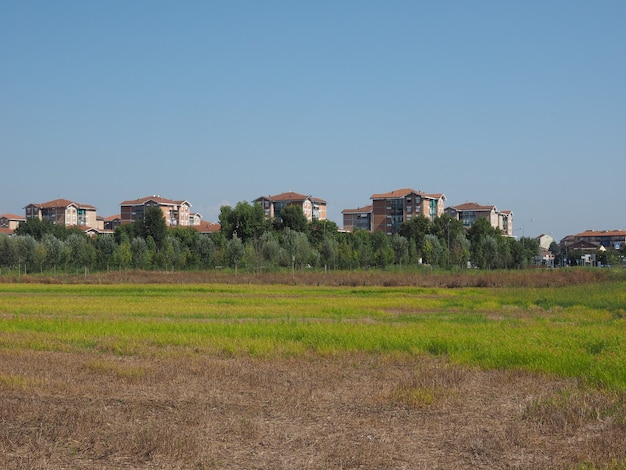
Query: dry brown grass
[
  {"left": 1, "top": 267, "right": 618, "bottom": 288},
  {"left": 1, "top": 349, "right": 625, "bottom": 469}
]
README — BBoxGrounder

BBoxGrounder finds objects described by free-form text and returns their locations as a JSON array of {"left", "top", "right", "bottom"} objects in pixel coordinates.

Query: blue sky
[{"left": 2, "top": 1, "right": 624, "bottom": 241}]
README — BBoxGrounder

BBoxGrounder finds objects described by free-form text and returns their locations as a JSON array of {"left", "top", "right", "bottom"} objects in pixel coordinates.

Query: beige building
[
  {"left": 24, "top": 199, "right": 98, "bottom": 228},
  {"left": 445, "top": 202, "right": 514, "bottom": 236},
  {"left": 0, "top": 213, "right": 26, "bottom": 231},
  {"left": 120, "top": 195, "right": 191, "bottom": 227},
  {"left": 253, "top": 192, "right": 327, "bottom": 222}
]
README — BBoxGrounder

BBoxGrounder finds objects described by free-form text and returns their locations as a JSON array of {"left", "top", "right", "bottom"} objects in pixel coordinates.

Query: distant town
[{"left": 1, "top": 188, "right": 625, "bottom": 270}]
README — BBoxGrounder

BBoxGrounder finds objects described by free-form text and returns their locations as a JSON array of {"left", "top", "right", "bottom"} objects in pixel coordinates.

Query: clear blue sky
[{"left": 2, "top": 1, "right": 624, "bottom": 241}]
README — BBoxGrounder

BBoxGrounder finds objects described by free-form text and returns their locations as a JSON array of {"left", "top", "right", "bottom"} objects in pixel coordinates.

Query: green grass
[{"left": 0, "top": 282, "right": 625, "bottom": 390}]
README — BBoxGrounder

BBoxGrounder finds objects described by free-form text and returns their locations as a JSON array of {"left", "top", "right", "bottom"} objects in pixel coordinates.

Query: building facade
[
  {"left": 253, "top": 192, "right": 327, "bottom": 222},
  {"left": 0, "top": 213, "right": 26, "bottom": 231},
  {"left": 369, "top": 188, "right": 446, "bottom": 235},
  {"left": 341, "top": 205, "right": 373, "bottom": 232},
  {"left": 445, "top": 202, "right": 514, "bottom": 236},
  {"left": 24, "top": 199, "right": 98, "bottom": 228},
  {"left": 120, "top": 195, "right": 191, "bottom": 227},
  {"left": 567, "top": 230, "right": 626, "bottom": 249}
]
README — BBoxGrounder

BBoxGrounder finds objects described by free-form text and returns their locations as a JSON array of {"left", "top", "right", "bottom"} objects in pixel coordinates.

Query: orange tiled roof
[
  {"left": 256, "top": 192, "right": 327, "bottom": 204},
  {"left": 370, "top": 188, "right": 423, "bottom": 199},
  {"left": 342, "top": 205, "right": 373, "bottom": 214},
  {"left": 423, "top": 193, "right": 446, "bottom": 200},
  {"left": 190, "top": 221, "right": 221, "bottom": 233},
  {"left": 0, "top": 213, "right": 26, "bottom": 221},
  {"left": 575, "top": 229, "right": 626, "bottom": 237},
  {"left": 449, "top": 202, "right": 496, "bottom": 211},
  {"left": 120, "top": 195, "right": 189, "bottom": 206},
  {"left": 0, "top": 227, "right": 14, "bottom": 235},
  {"left": 104, "top": 214, "right": 122, "bottom": 221},
  {"left": 29, "top": 198, "right": 96, "bottom": 210}
]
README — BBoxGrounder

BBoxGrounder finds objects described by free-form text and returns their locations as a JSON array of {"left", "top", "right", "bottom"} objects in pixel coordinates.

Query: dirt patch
[{"left": 1, "top": 350, "right": 624, "bottom": 469}]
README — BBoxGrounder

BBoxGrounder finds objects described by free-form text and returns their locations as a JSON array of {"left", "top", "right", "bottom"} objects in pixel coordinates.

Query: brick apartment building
[
  {"left": 120, "top": 195, "right": 191, "bottom": 227},
  {"left": 253, "top": 192, "right": 327, "bottom": 222}
]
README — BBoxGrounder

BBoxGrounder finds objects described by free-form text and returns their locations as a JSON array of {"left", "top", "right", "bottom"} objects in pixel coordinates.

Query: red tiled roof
[
  {"left": 342, "top": 205, "right": 373, "bottom": 214},
  {"left": 423, "top": 193, "right": 446, "bottom": 200},
  {"left": 370, "top": 188, "right": 423, "bottom": 199},
  {"left": 0, "top": 227, "right": 14, "bottom": 235},
  {"left": 190, "top": 221, "right": 221, "bottom": 234},
  {"left": 255, "top": 192, "right": 327, "bottom": 204},
  {"left": 120, "top": 195, "right": 189, "bottom": 206},
  {"left": 449, "top": 202, "right": 496, "bottom": 211},
  {"left": 28, "top": 198, "right": 96, "bottom": 210},
  {"left": 0, "top": 213, "right": 26, "bottom": 221},
  {"left": 575, "top": 229, "right": 626, "bottom": 237},
  {"left": 104, "top": 214, "right": 122, "bottom": 221}
]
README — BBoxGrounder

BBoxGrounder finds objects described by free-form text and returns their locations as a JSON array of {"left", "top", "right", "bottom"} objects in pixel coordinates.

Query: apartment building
[
  {"left": 368, "top": 188, "right": 446, "bottom": 235},
  {"left": 566, "top": 230, "right": 626, "bottom": 249},
  {"left": 24, "top": 198, "right": 98, "bottom": 228},
  {"left": 120, "top": 195, "right": 191, "bottom": 227},
  {"left": 341, "top": 205, "right": 373, "bottom": 232},
  {"left": 253, "top": 192, "right": 327, "bottom": 222},
  {"left": 0, "top": 213, "right": 26, "bottom": 231},
  {"left": 103, "top": 214, "right": 122, "bottom": 231},
  {"left": 445, "top": 202, "right": 514, "bottom": 236}
]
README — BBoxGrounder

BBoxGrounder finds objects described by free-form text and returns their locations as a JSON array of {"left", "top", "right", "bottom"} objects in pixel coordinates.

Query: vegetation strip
[{"left": 1, "top": 282, "right": 624, "bottom": 391}]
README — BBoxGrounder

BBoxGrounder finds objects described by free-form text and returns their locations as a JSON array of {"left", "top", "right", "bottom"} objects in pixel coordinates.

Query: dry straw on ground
[{"left": 1, "top": 350, "right": 625, "bottom": 469}]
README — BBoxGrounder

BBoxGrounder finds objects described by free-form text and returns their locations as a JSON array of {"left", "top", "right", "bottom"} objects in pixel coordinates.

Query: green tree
[
  {"left": 113, "top": 237, "right": 132, "bottom": 270},
  {"left": 258, "top": 231, "right": 282, "bottom": 266},
  {"left": 481, "top": 235, "right": 499, "bottom": 269},
  {"left": 66, "top": 233, "right": 95, "bottom": 271},
  {"left": 226, "top": 235, "right": 245, "bottom": 270},
  {"left": 423, "top": 234, "right": 443, "bottom": 266},
  {"left": 353, "top": 230, "right": 373, "bottom": 268},
  {"left": 281, "top": 228, "right": 314, "bottom": 268},
  {"left": 308, "top": 219, "right": 338, "bottom": 248},
  {"left": 219, "top": 202, "right": 267, "bottom": 243},
  {"left": 371, "top": 231, "right": 393, "bottom": 268},
  {"left": 391, "top": 234, "right": 409, "bottom": 267},
  {"left": 195, "top": 236, "right": 216, "bottom": 269},
  {"left": 399, "top": 215, "right": 432, "bottom": 259},
  {"left": 518, "top": 237, "right": 540, "bottom": 267},
  {"left": 0, "top": 235, "right": 18, "bottom": 269},
  {"left": 275, "top": 205, "right": 308, "bottom": 233},
  {"left": 449, "top": 233, "right": 470, "bottom": 269},
  {"left": 94, "top": 235, "right": 117, "bottom": 271},
  {"left": 320, "top": 236, "right": 338, "bottom": 269},
  {"left": 467, "top": 218, "right": 500, "bottom": 268},
  {"left": 136, "top": 205, "right": 167, "bottom": 249},
  {"left": 16, "top": 235, "right": 37, "bottom": 273}
]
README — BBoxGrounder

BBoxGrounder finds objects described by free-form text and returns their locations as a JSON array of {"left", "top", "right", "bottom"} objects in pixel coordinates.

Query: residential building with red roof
[
  {"left": 0, "top": 213, "right": 26, "bottom": 231},
  {"left": 119, "top": 195, "right": 191, "bottom": 227},
  {"left": 368, "top": 188, "right": 446, "bottom": 235},
  {"left": 190, "top": 220, "right": 221, "bottom": 235},
  {"left": 253, "top": 191, "right": 327, "bottom": 222},
  {"left": 568, "top": 229, "right": 626, "bottom": 250},
  {"left": 445, "top": 202, "right": 514, "bottom": 236},
  {"left": 341, "top": 205, "right": 373, "bottom": 232},
  {"left": 103, "top": 214, "right": 122, "bottom": 231},
  {"left": 24, "top": 199, "right": 98, "bottom": 228}
]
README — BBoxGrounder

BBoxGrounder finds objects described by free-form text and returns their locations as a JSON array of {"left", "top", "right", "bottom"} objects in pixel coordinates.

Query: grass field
[{"left": 1, "top": 274, "right": 625, "bottom": 468}]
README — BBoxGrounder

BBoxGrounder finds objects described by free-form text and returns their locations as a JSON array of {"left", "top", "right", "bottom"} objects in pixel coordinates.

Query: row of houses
[
  {"left": 0, "top": 196, "right": 220, "bottom": 236},
  {"left": 1, "top": 189, "right": 514, "bottom": 238},
  {"left": 3, "top": 191, "right": 625, "bottom": 255},
  {"left": 341, "top": 188, "right": 514, "bottom": 237}
]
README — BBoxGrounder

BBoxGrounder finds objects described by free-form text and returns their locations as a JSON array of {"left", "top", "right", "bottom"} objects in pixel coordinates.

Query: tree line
[{"left": 1, "top": 202, "right": 549, "bottom": 274}]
